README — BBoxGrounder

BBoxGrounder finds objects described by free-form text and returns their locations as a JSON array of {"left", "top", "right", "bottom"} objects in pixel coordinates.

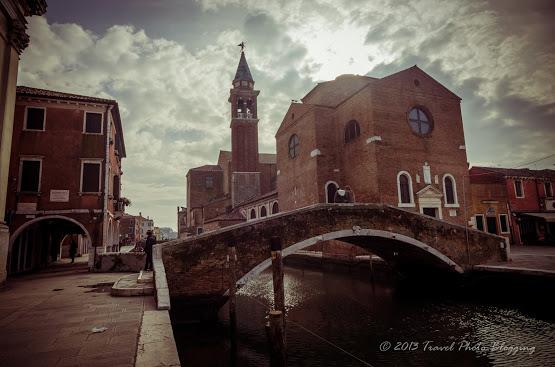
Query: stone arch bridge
[{"left": 161, "top": 203, "right": 508, "bottom": 303}]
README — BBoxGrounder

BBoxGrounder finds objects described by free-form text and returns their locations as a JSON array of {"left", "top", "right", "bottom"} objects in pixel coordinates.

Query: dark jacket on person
[
  {"left": 144, "top": 235, "right": 156, "bottom": 253},
  {"left": 69, "top": 240, "right": 78, "bottom": 256}
]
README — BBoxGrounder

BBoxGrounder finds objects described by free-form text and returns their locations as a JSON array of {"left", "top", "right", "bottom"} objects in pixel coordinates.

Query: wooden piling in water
[
  {"left": 227, "top": 243, "right": 238, "bottom": 330},
  {"left": 266, "top": 310, "right": 286, "bottom": 367},
  {"left": 270, "top": 236, "right": 285, "bottom": 316}
]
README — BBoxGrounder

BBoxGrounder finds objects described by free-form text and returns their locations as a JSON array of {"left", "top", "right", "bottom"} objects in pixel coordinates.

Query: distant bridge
[{"left": 160, "top": 203, "right": 508, "bottom": 303}]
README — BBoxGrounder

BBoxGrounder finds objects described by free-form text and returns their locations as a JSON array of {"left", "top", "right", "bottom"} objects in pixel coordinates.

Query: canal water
[{"left": 173, "top": 262, "right": 555, "bottom": 367}]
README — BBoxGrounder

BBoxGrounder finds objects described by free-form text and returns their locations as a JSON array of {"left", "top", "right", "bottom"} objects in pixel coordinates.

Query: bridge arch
[
  {"left": 161, "top": 204, "right": 507, "bottom": 301},
  {"left": 237, "top": 228, "right": 464, "bottom": 286}
]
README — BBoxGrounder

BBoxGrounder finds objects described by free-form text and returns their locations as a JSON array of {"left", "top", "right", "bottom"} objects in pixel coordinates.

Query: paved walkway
[
  {"left": 0, "top": 267, "right": 155, "bottom": 367},
  {"left": 475, "top": 245, "right": 555, "bottom": 276}
]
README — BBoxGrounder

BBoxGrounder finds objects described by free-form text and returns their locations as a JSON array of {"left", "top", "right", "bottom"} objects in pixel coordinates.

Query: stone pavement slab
[
  {"left": 477, "top": 245, "right": 555, "bottom": 276},
  {"left": 0, "top": 269, "right": 152, "bottom": 367},
  {"left": 136, "top": 310, "right": 180, "bottom": 367}
]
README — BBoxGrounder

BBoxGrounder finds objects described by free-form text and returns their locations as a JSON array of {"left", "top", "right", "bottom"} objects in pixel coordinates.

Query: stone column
[{"left": 0, "top": 23, "right": 23, "bottom": 284}]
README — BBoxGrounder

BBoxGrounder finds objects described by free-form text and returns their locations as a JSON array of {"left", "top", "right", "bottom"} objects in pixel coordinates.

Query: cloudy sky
[{"left": 18, "top": 0, "right": 554, "bottom": 229}]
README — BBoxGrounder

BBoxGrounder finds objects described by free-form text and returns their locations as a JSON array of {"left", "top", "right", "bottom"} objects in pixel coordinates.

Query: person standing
[
  {"left": 144, "top": 230, "right": 156, "bottom": 271},
  {"left": 69, "top": 237, "right": 78, "bottom": 263}
]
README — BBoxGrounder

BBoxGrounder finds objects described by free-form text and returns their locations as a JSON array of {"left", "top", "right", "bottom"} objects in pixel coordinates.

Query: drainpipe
[
  {"left": 462, "top": 175, "right": 470, "bottom": 267},
  {"left": 102, "top": 105, "right": 113, "bottom": 252}
]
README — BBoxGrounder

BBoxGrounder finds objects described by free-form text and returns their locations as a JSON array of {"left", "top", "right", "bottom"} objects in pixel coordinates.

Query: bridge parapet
[{"left": 162, "top": 203, "right": 508, "bottom": 301}]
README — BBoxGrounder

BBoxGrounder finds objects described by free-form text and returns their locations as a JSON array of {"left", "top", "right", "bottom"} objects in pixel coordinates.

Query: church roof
[
  {"left": 189, "top": 165, "right": 222, "bottom": 172},
  {"left": 233, "top": 52, "right": 254, "bottom": 83},
  {"left": 301, "top": 74, "right": 374, "bottom": 107}
]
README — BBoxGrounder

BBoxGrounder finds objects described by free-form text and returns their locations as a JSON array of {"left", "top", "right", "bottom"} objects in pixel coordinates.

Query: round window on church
[{"left": 408, "top": 107, "right": 433, "bottom": 136}]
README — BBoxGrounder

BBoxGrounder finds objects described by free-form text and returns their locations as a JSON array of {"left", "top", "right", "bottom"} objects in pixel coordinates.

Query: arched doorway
[{"left": 8, "top": 216, "right": 91, "bottom": 275}]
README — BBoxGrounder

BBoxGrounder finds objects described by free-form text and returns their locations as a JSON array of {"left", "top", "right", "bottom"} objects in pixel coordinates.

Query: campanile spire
[{"left": 228, "top": 44, "right": 261, "bottom": 206}]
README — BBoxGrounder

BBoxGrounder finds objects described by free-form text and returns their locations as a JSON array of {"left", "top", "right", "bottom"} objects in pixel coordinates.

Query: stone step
[
  {"left": 137, "top": 270, "right": 154, "bottom": 284},
  {"left": 111, "top": 273, "right": 154, "bottom": 297}
]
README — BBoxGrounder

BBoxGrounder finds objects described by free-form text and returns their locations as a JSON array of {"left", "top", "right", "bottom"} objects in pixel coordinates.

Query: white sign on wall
[
  {"left": 17, "top": 202, "right": 37, "bottom": 214},
  {"left": 50, "top": 190, "right": 70, "bottom": 202}
]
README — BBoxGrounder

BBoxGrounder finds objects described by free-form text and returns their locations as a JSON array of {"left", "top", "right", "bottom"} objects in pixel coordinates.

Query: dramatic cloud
[{"left": 19, "top": 0, "right": 554, "bottom": 227}]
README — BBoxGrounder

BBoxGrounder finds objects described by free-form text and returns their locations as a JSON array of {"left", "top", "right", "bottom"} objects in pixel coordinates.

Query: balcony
[{"left": 114, "top": 197, "right": 131, "bottom": 217}]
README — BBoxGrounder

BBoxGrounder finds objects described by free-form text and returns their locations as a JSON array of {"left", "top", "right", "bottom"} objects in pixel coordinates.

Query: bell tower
[{"left": 229, "top": 44, "right": 261, "bottom": 206}]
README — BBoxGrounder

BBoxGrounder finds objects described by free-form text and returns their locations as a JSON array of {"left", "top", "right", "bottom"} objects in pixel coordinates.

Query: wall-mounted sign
[
  {"left": 486, "top": 207, "right": 496, "bottom": 216},
  {"left": 50, "top": 190, "right": 70, "bottom": 202},
  {"left": 17, "top": 202, "right": 37, "bottom": 214}
]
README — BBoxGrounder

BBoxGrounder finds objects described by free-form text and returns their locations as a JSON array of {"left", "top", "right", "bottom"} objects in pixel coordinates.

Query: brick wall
[{"left": 275, "top": 67, "right": 469, "bottom": 226}]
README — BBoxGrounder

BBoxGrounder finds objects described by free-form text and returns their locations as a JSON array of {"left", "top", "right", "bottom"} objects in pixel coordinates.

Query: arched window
[
  {"left": 288, "top": 134, "right": 299, "bottom": 158},
  {"left": 325, "top": 181, "right": 339, "bottom": 203},
  {"left": 250, "top": 208, "right": 256, "bottom": 219},
  {"left": 272, "top": 202, "right": 279, "bottom": 214},
  {"left": 443, "top": 174, "right": 458, "bottom": 206},
  {"left": 344, "top": 120, "right": 360, "bottom": 143},
  {"left": 397, "top": 171, "right": 414, "bottom": 206},
  {"left": 260, "top": 206, "right": 267, "bottom": 217},
  {"left": 408, "top": 107, "right": 432, "bottom": 135}
]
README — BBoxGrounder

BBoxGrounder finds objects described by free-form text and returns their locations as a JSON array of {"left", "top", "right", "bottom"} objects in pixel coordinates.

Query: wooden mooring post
[
  {"left": 265, "top": 310, "right": 286, "bottom": 367},
  {"left": 270, "top": 236, "right": 285, "bottom": 315},
  {"left": 226, "top": 241, "right": 239, "bottom": 366},
  {"left": 227, "top": 242, "right": 238, "bottom": 330},
  {"left": 266, "top": 236, "right": 286, "bottom": 366}
]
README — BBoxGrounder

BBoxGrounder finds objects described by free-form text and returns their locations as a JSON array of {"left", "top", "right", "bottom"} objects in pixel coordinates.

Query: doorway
[
  {"left": 486, "top": 216, "right": 498, "bottom": 234},
  {"left": 423, "top": 207, "right": 438, "bottom": 218}
]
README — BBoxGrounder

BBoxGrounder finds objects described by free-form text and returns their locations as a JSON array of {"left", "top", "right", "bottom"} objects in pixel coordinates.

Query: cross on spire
[{"left": 237, "top": 41, "right": 245, "bottom": 52}]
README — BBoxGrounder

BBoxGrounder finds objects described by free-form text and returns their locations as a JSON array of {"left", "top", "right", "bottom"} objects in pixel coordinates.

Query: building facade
[
  {"left": 276, "top": 67, "right": 468, "bottom": 225},
  {"left": 139, "top": 213, "right": 154, "bottom": 239},
  {"left": 5, "top": 86, "right": 126, "bottom": 274},
  {"left": 0, "top": 0, "right": 47, "bottom": 283},
  {"left": 119, "top": 213, "right": 141, "bottom": 245},
  {"left": 184, "top": 50, "right": 277, "bottom": 236},
  {"left": 177, "top": 206, "right": 187, "bottom": 239},
  {"left": 469, "top": 166, "right": 555, "bottom": 245}
]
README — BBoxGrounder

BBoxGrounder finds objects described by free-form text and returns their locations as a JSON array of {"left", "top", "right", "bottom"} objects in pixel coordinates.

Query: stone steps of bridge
[{"left": 111, "top": 272, "right": 154, "bottom": 297}]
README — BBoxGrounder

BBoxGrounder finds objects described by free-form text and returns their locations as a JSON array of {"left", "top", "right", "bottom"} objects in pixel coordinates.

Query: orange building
[
  {"left": 469, "top": 166, "right": 555, "bottom": 245},
  {"left": 5, "top": 87, "right": 126, "bottom": 274}
]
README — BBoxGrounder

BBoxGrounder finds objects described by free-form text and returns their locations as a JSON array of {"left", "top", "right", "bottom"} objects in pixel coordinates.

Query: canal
[{"left": 173, "top": 260, "right": 555, "bottom": 367}]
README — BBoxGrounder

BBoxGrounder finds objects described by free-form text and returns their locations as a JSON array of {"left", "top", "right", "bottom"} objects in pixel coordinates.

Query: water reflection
[{"left": 173, "top": 265, "right": 555, "bottom": 367}]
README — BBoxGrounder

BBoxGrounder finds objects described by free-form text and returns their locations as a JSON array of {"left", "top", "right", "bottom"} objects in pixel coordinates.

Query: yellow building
[{"left": 0, "top": 0, "right": 47, "bottom": 284}]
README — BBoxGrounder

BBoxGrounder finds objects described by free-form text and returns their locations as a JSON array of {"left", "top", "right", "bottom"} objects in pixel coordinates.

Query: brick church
[
  {"left": 276, "top": 66, "right": 468, "bottom": 225},
  {"left": 183, "top": 49, "right": 470, "bottom": 236}
]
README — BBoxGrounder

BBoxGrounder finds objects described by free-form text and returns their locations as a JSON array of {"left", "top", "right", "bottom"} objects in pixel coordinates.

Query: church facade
[{"left": 276, "top": 66, "right": 468, "bottom": 225}]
